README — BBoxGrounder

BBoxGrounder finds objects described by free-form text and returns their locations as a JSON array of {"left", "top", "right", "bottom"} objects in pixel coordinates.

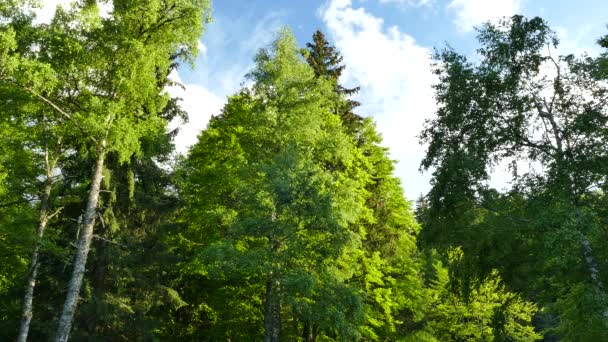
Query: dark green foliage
[{"left": 419, "top": 15, "right": 608, "bottom": 339}]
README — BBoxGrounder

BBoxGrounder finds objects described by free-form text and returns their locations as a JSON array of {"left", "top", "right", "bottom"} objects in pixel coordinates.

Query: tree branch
[{"left": 2, "top": 78, "right": 72, "bottom": 120}]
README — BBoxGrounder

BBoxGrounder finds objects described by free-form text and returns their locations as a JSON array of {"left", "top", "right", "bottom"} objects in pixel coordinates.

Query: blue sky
[{"left": 37, "top": 0, "right": 608, "bottom": 199}]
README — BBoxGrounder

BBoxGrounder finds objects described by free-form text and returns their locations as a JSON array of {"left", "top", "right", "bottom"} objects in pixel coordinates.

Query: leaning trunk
[
  {"left": 54, "top": 152, "right": 105, "bottom": 342},
  {"left": 17, "top": 176, "right": 53, "bottom": 342}
]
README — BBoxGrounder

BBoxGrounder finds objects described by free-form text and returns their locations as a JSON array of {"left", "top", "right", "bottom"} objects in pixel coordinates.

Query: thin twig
[{"left": 92, "top": 234, "right": 126, "bottom": 248}]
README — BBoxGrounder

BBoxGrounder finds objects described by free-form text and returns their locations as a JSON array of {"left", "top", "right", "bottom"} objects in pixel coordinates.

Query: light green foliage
[
  {"left": 176, "top": 29, "right": 370, "bottom": 339},
  {"left": 0, "top": 1, "right": 211, "bottom": 340},
  {"left": 3, "top": 0, "right": 211, "bottom": 162},
  {"left": 347, "top": 120, "right": 427, "bottom": 340},
  {"left": 424, "top": 249, "right": 541, "bottom": 341}
]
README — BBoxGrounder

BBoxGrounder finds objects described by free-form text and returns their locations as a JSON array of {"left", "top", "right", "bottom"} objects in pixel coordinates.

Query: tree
[
  {"left": 420, "top": 15, "right": 608, "bottom": 338},
  {"left": 304, "top": 30, "right": 363, "bottom": 132},
  {"left": 1, "top": 1, "right": 211, "bottom": 340},
  {"left": 0, "top": 5, "right": 67, "bottom": 340},
  {"left": 177, "top": 29, "right": 370, "bottom": 341},
  {"left": 304, "top": 30, "right": 432, "bottom": 341},
  {"left": 424, "top": 249, "right": 541, "bottom": 341}
]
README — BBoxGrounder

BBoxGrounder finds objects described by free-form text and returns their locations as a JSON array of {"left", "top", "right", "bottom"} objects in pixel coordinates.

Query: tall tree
[
  {"left": 420, "top": 15, "right": 608, "bottom": 338},
  {"left": 177, "top": 29, "right": 370, "bottom": 341},
  {"left": 1, "top": 1, "right": 211, "bottom": 340},
  {"left": 0, "top": 5, "right": 68, "bottom": 340}
]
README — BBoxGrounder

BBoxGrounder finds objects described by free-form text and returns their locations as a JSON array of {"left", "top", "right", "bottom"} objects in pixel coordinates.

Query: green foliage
[
  {"left": 2, "top": 3, "right": 604, "bottom": 340},
  {"left": 419, "top": 14, "right": 608, "bottom": 339},
  {"left": 304, "top": 29, "right": 362, "bottom": 132},
  {"left": 0, "top": 1, "right": 212, "bottom": 340},
  {"left": 175, "top": 29, "right": 370, "bottom": 340},
  {"left": 423, "top": 250, "right": 541, "bottom": 341}
]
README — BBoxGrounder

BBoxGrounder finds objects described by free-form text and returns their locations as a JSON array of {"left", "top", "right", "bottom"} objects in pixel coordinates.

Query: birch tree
[
  {"left": 420, "top": 15, "right": 608, "bottom": 339},
  {"left": 1, "top": 1, "right": 211, "bottom": 340}
]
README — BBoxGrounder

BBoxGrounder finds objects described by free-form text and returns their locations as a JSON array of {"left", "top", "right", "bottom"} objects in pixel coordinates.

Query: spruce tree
[{"left": 305, "top": 30, "right": 363, "bottom": 132}]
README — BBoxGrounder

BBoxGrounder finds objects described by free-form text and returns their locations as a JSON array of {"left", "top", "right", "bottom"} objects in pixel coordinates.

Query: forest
[{"left": 0, "top": 1, "right": 607, "bottom": 341}]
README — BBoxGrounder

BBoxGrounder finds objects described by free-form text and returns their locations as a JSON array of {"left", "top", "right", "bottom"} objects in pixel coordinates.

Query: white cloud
[
  {"left": 447, "top": 0, "right": 521, "bottom": 32},
  {"left": 167, "top": 71, "right": 224, "bottom": 153},
  {"left": 321, "top": 0, "right": 437, "bottom": 199},
  {"left": 554, "top": 25, "right": 601, "bottom": 57},
  {"left": 197, "top": 41, "right": 208, "bottom": 58}
]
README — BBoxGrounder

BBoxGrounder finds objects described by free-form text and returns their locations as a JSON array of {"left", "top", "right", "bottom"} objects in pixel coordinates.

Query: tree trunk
[
  {"left": 574, "top": 203, "right": 608, "bottom": 319},
  {"left": 264, "top": 274, "right": 281, "bottom": 342},
  {"left": 54, "top": 152, "right": 105, "bottom": 342},
  {"left": 264, "top": 276, "right": 274, "bottom": 342},
  {"left": 271, "top": 290, "right": 281, "bottom": 342},
  {"left": 579, "top": 231, "right": 608, "bottom": 319},
  {"left": 302, "top": 321, "right": 317, "bottom": 342},
  {"left": 18, "top": 147, "right": 58, "bottom": 342}
]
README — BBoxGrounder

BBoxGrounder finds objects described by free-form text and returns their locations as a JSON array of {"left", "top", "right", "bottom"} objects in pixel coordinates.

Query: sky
[{"left": 35, "top": 0, "right": 608, "bottom": 200}]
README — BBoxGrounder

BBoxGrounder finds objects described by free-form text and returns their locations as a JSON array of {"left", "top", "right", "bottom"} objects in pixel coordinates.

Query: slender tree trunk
[
  {"left": 264, "top": 275, "right": 274, "bottom": 342},
  {"left": 54, "top": 152, "right": 105, "bottom": 342},
  {"left": 581, "top": 233, "right": 604, "bottom": 289},
  {"left": 264, "top": 274, "right": 282, "bottom": 342},
  {"left": 17, "top": 181, "right": 51, "bottom": 342},
  {"left": 302, "top": 321, "right": 317, "bottom": 342},
  {"left": 570, "top": 186, "right": 608, "bottom": 318},
  {"left": 18, "top": 146, "right": 59, "bottom": 342},
  {"left": 271, "top": 288, "right": 281, "bottom": 342},
  {"left": 576, "top": 209, "right": 608, "bottom": 319}
]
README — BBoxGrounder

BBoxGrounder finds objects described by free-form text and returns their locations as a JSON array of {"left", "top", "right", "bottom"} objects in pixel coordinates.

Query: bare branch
[
  {"left": 92, "top": 234, "right": 126, "bottom": 248},
  {"left": 47, "top": 207, "right": 64, "bottom": 220}
]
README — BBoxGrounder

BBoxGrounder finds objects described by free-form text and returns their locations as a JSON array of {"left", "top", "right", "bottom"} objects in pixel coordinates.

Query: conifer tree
[{"left": 305, "top": 30, "right": 363, "bottom": 132}]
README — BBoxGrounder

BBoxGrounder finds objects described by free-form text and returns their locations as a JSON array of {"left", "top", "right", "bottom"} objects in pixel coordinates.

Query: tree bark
[
  {"left": 54, "top": 152, "right": 105, "bottom": 342},
  {"left": 302, "top": 321, "right": 317, "bottom": 342},
  {"left": 264, "top": 276, "right": 274, "bottom": 342},
  {"left": 577, "top": 216, "right": 608, "bottom": 319},
  {"left": 580, "top": 233, "right": 604, "bottom": 289},
  {"left": 264, "top": 274, "right": 281, "bottom": 342},
  {"left": 17, "top": 146, "right": 58, "bottom": 342},
  {"left": 272, "top": 290, "right": 281, "bottom": 342}
]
